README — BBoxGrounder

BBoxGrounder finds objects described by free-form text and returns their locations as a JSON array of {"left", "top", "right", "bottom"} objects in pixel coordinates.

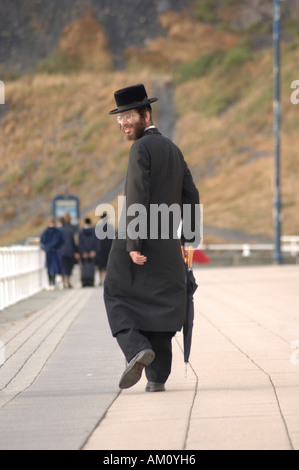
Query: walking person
[
  {"left": 104, "top": 84, "right": 200, "bottom": 392},
  {"left": 95, "top": 212, "right": 113, "bottom": 286},
  {"left": 40, "top": 216, "right": 65, "bottom": 290},
  {"left": 78, "top": 217, "right": 97, "bottom": 287},
  {"left": 59, "top": 212, "right": 78, "bottom": 288}
]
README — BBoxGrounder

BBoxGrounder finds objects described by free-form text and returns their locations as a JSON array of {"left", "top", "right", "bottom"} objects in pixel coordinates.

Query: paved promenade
[{"left": 0, "top": 265, "right": 298, "bottom": 450}]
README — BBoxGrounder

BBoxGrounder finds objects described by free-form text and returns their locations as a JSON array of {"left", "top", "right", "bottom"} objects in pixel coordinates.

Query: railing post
[{"left": 242, "top": 244, "right": 251, "bottom": 257}]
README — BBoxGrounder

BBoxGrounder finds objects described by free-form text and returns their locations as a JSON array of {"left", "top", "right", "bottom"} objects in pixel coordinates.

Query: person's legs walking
[
  {"left": 115, "top": 329, "right": 175, "bottom": 391},
  {"left": 116, "top": 329, "right": 155, "bottom": 389},
  {"left": 116, "top": 328, "right": 153, "bottom": 363},
  {"left": 143, "top": 331, "right": 175, "bottom": 391}
]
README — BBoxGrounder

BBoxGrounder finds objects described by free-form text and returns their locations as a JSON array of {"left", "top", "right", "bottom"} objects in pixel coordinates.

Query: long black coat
[
  {"left": 95, "top": 222, "right": 113, "bottom": 269},
  {"left": 104, "top": 128, "right": 199, "bottom": 336},
  {"left": 78, "top": 227, "right": 97, "bottom": 255},
  {"left": 60, "top": 223, "right": 77, "bottom": 258}
]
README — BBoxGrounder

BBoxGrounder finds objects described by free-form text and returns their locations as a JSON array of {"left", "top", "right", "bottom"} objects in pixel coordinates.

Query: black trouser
[
  {"left": 48, "top": 273, "right": 56, "bottom": 285},
  {"left": 116, "top": 329, "right": 175, "bottom": 384}
]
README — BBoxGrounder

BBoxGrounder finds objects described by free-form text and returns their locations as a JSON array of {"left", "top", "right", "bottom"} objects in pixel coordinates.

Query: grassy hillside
[
  {"left": 1, "top": 8, "right": 299, "bottom": 245},
  {"left": 127, "top": 10, "right": 299, "bottom": 241},
  {"left": 174, "top": 39, "right": 299, "bottom": 240}
]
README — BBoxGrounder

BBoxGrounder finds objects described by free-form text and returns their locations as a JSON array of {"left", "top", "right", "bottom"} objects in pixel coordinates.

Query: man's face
[{"left": 117, "top": 110, "right": 147, "bottom": 141}]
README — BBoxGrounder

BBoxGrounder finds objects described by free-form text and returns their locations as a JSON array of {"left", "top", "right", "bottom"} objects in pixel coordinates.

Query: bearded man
[{"left": 103, "top": 84, "right": 200, "bottom": 392}]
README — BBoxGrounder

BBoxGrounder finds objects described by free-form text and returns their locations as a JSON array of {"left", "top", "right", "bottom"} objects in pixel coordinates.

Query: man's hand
[{"left": 129, "top": 251, "right": 147, "bottom": 265}]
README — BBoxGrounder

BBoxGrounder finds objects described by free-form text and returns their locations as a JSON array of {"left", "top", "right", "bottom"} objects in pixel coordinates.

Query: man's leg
[
  {"left": 115, "top": 329, "right": 155, "bottom": 389},
  {"left": 143, "top": 331, "right": 175, "bottom": 386},
  {"left": 116, "top": 328, "right": 153, "bottom": 363}
]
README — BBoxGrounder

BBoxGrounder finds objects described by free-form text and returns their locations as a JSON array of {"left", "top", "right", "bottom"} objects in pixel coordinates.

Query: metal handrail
[{"left": 199, "top": 236, "right": 299, "bottom": 257}]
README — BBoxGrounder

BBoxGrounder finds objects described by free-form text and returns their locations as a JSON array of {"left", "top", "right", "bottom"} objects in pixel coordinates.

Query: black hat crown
[{"left": 109, "top": 84, "right": 158, "bottom": 115}]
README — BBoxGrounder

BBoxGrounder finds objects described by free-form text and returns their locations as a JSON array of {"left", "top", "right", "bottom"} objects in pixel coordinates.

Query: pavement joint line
[
  {"left": 80, "top": 388, "right": 122, "bottom": 451},
  {"left": 0, "top": 266, "right": 297, "bottom": 450},
  {"left": 199, "top": 310, "right": 295, "bottom": 451},
  {"left": 0, "top": 289, "right": 94, "bottom": 408},
  {"left": 83, "top": 333, "right": 198, "bottom": 451},
  {"left": 0, "top": 289, "right": 89, "bottom": 377},
  {"left": 174, "top": 335, "right": 199, "bottom": 450},
  {"left": 0, "top": 289, "right": 93, "bottom": 406},
  {"left": 200, "top": 288, "right": 292, "bottom": 347},
  {"left": 0, "top": 290, "right": 75, "bottom": 347},
  {"left": 0, "top": 290, "right": 80, "bottom": 383}
]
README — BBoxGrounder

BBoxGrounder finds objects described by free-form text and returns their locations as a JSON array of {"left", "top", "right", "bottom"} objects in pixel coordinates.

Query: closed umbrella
[{"left": 183, "top": 246, "right": 198, "bottom": 370}]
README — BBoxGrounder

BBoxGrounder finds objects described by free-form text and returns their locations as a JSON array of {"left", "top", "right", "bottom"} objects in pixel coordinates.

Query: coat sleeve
[
  {"left": 124, "top": 141, "right": 150, "bottom": 252},
  {"left": 40, "top": 229, "right": 48, "bottom": 251}
]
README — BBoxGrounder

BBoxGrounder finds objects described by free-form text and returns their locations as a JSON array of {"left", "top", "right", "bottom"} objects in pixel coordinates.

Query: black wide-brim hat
[{"left": 109, "top": 84, "right": 158, "bottom": 115}]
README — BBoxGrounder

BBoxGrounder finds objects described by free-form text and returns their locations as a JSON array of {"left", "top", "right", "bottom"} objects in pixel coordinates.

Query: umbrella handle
[
  {"left": 184, "top": 245, "right": 194, "bottom": 268},
  {"left": 187, "top": 246, "right": 194, "bottom": 269}
]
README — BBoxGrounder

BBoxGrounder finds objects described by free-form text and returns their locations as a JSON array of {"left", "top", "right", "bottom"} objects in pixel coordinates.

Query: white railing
[
  {"left": 0, "top": 246, "right": 48, "bottom": 311},
  {"left": 201, "top": 236, "right": 299, "bottom": 258},
  {"left": 0, "top": 235, "right": 297, "bottom": 310}
]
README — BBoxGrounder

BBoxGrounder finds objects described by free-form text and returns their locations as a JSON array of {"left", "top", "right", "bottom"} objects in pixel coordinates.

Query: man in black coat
[
  {"left": 59, "top": 212, "right": 78, "bottom": 288},
  {"left": 79, "top": 218, "right": 97, "bottom": 287},
  {"left": 104, "top": 84, "right": 200, "bottom": 392}
]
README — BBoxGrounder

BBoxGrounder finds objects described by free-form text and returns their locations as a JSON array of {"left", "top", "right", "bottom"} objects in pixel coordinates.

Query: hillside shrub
[
  {"left": 222, "top": 41, "right": 252, "bottom": 70},
  {"left": 192, "top": 0, "right": 218, "bottom": 23},
  {"left": 37, "top": 51, "right": 80, "bottom": 74},
  {"left": 174, "top": 51, "right": 223, "bottom": 85}
]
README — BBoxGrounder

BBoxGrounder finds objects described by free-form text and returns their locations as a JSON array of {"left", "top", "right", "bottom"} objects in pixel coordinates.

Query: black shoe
[
  {"left": 119, "top": 349, "right": 155, "bottom": 389},
  {"left": 145, "top": 381, "right": 166, "bottom": 392}
]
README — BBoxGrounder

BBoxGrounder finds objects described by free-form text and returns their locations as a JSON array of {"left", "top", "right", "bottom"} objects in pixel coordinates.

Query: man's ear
[{"left": 145, "top": 111, "right": 151, "bottom": 123}]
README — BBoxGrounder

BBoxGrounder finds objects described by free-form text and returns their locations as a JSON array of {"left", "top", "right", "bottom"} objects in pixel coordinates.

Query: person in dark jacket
[
  {"left": 58, "top": 212, "right": 78, "bottom": 288},
  {"left": 104, "top": 84, "right": 200, "bottom": 392},
  {"left": 79, "top": 217, "right": 97, "bottom": 287},
  {"left": 40, "top": 216, "right": 65, "bottom": 290},
  {"left": 95, "top": 212, "right": 113, "bottom": 286}
]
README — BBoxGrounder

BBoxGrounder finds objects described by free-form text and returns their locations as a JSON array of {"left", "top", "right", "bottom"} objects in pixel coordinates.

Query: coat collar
[{"left": 143, "top": 127, "right": 161, "bottom": 136}]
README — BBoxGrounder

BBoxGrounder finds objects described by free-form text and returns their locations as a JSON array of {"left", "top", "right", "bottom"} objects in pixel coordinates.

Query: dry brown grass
[
  {"left": 172, "top": 37, "right": 299, "bottom": 242},
  {"left": 125, "top": 11, "right": 238, "bottom": 71},
  {"left": 0, "top": 67, "right": 162, "bottom": 244},
  {"left": 58, "top": 13, "right": 112, "bottom": 71},
  {"left": 1, "top": 9, "right": 299, "bottom": 246}
]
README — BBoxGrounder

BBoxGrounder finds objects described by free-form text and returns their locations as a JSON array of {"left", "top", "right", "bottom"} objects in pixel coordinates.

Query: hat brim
[{"left": 109, "top": 97, "right": 158, "bottom": 115}]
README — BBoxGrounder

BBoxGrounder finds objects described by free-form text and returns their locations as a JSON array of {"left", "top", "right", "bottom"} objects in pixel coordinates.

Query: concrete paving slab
[
  {"left": 84, "top": 265, "right": 299, "bottom": 451},
  {"left": 186, "top": 415, "right": 291, "bottom": 450},
  {"left": 0, "top": 265, "right": 298, "bottom": 450},
  {"left": 0, "top": 286, "right": 123, "bottom": 450},
  {"left": 84, "top": 336, "right": 198, "bottom": 451}
]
